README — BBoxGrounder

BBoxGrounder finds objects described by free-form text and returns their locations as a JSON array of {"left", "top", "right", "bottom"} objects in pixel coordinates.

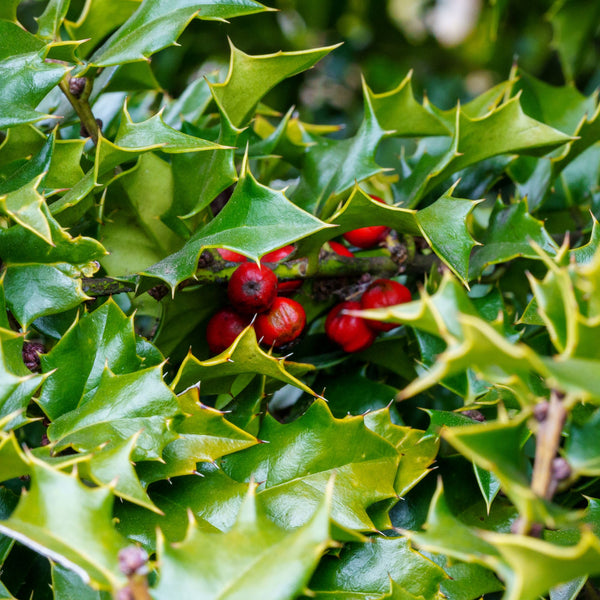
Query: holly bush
[{"left": 2, "top": 1, "right": 600, "bottom": 599}]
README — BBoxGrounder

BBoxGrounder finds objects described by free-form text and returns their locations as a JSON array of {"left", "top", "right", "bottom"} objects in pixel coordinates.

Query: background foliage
[{"left": 1, "top": 0, "right": 600, "bottom": 599}]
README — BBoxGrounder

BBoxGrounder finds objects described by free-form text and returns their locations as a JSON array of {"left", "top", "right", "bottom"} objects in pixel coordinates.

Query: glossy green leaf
[
  {"left": 36, "top": 0, "right": 71, "bottom": 40},
  {"left": 469, "top": 199, "right": 558, "bottom": 278},
  {"left": 0, "top": 459, "right": 128, "bottom": 591},
  {"left": 564, "top": 407, "right": 600, "bottom": 476},
  {"left": 0, "top": 0, "right": 22, "bottom": 21},
  {"left": 291, "top": 85, "right": 387, "bottom": 215},
  {"left": 136, "top": 388, "right": 257, "bottom": 484},
  {"left": 38, "top": 299, "right": 143, "bottom": 420},
  {"left": 89, "top": 0, "right": 271, "bottom": 67},
  {"left": 0, "top": 51, "right": 68, "bottom": 130},
  {"left": 152, "top": 485, "right": 331, "bottom": 600},
  {"left": 222, "top": 399, "right": 399, "bottom": 531},
  {"left": 366, "top": 71, "right": 450, "bottom": 137},
  {"left": 3, "top": 263, "right": 91, "bottom": 328},
  {"left": 309, "top": 536, "right": 448, "bottom": 600},
  {"left": 47, "top": 364, "right": 179, "bottom": 461},
  {"left": 52, "top": 563, "right": 111, "bottom": 600},
  {"left": 141, "top": 159, "right": 330, "bottom": 288},
  {"left": 211, "top": 40, "right": 337, "bottom": 127}
]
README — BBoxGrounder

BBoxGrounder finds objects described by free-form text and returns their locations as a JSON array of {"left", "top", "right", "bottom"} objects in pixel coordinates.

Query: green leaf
[
  {"left": 47, "top": 364, "right": 180, "bottom": 461},
  {"left": 222, "top": 399, "right": 400, "bottom": 532},
  {"left": 415, "top": 187, "right": 481, "bottom": 284},
  {"left": 36, "top": 0, "right": 71, "bottom": 40},
  {"left": 0, "top": 0, "right": 22, "bottom": 22},
  {"left": 152, "top": 485, "right": 331, "bottom": 600},
  {"left": 89, "top": 0, "right": 272, "bottom": 67},
  {"left": 309, "top": 536, "right": 448, "bottom": 600},
  {"left": 38, "top": 299, "right": 143, "bottom": 420},
  {"left": 3, "top": 263, "right": 91, "bottom": 328},
  {"left": 171, "top": 326, "right": 318, "bottom": 397},
  {"left": 99, "top": 152, "right": 183, "bottom": 275},
  {"left": 136, "top": 389, "right": 257, "bottom": 484},
  {"left": 469, "top": 199, "right": 558, "bottom": 278},
  {"left": 52, "top": 563, "right": 111, "bottom": 600},
  {"left": 0, "top": 458, "right": 128, "bottom": 591},
  {"left": 366, "top": 71, "right": 450, "bottom": 137},
  {"left": 564, "top": 407, "right": 600, "bottom": 476},
  {"left": 0, "top": 174, "right": 52, "bottom": 244},
  {"left": 291, "top": 85, "right": 387, "bottom": 215},
  {"left": 141, "top": 159, "right": 330, "bottom": 288},
  {"left": 211, "top": 40, "right": 338, "bottom": 127},
  {"left": 0, "top": 51, "right": 68, "bottom": 130}
]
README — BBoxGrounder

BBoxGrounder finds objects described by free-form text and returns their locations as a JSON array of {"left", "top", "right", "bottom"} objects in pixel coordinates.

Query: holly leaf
[
  {"left": 0, "top": 0, "right": 22, "bottom": 22},
  {"left": 36, "top": 0, "right": 71, "bottom": 40},
  {"left": 0, "top": 458, "right": 128, "bottom": 591},
  {"left": 564, "top": 407, "right": 600, "bottom": 476},
  {"left": 51, "top": 563, "right": 111, "bottom": 600},
  {"left": 136, "top": 388, "right": 257, "bottom": 484},
  {"left": 291, "top": 83, "right": 388, "bottom": 215},
  {"left": 47, "top": 364, "right": 180, "bottom": 461},
  {"left": 211, "top": 40, "right": 338, "bottom": 127},
  {"left": 366, "top": 71, "right": 450, "bottom": 137},
  {"left": 0, "top": 50, "right": 68, "bottom": 130},
  {"left": 308, "top": 536, "right": 448, "bottom": 600},
  {"left": 171, "top": 325, "right": 318, "bottom": 397},
  {"left": 89, "top": 0, "right": 272, "bottom": 67},
  {"left": 221, "top": 399, "right": 399, "bottom": 532},
  {"left": 140, "top": 158, "right": 330, "bottom": 289},
  {"left": 38, "top": 299, "right": 145, "bottom": 420},
  {"left": 151, "top": 484, "right": 330, "bottom": 600},
  {"left": 469, "top": 198, "right": 558, "bottom": 279}
]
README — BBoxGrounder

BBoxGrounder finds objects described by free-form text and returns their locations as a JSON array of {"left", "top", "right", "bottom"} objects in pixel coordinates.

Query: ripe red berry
[
  {"left": 328, "top": 241, "right": 354, "bottom": 258},
  {"left": 324, "top": 301, "right": 377, "bottom": 353},
  {"left": 218, "top": 248, "right": 248, "bottom": 263},
  {"left": 206, "top": 307, "right": 251, "bottom": 354},
  {"left": 228, "top": 263, "right": 278, "bottom": 314},
  {"left": 343, "top": 195, "right": 391, "bottom": 249},
  {"left": 360, "top": 278, "right": 412, "bottom": 332},
  {"left": 262, "top": 245, "right": 303, "bottom": 294},
  {"left": 255, "top": 297, "right": 306, "bottom": 347},
  {"left": 262, "top": 245, "right": 295, "bottom": 263}
]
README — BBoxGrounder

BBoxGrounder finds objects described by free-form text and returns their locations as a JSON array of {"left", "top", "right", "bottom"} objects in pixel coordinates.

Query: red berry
[
  {"left": 360, "top": 278, "right": 412, "bottom": 332},
  {"left": 328, "top": 241, "right": 354, "bottom": 258},
  {"left": 218, "top": 248, "right": 248, "bottom": 263},
  {"left": 343, "top": 195, "right": 391, "bottom": 249},
  {"left": 206, "top": 307, "right": 251, "bottom": 354},
  {"left": 228, "top": 263, "right": 278, "bottom": 314},
  {"left": 262, "top": 245, "right": 295, "bottom": 263},
  {"left": 255, "top": 297, "right": 306, "bottom": 347},
  {"left": 324, "top": 301, "right": 377, "bottom": 353},
  {"left": 262, "top": 245, "right": 303, "bottom": 294}
]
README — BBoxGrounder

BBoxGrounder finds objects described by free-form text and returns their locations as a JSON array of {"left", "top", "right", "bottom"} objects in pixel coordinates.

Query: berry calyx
[
  {"left": 360, "top": 278, "right": 412, "bottom": 332},
  {"left": 217, "top": 248, "right": 248, "bottom": 263},
  {"left": 328, "top": 241, "right": 355, "bottom": 258},
  {"left": 343, "top": 195, "right": 391, "bottom": 249},
  {"left": 206, "top": 307, "right": 251, "bottom": 354},
  {"left": 255, "top": 297, "right": 306, "bottom": 347},
  {"left": 228, "top": 262, "right": 278, "bottom": 314},
  {"left": 325, "top": 301, "right": 377, "bottom": 353}
]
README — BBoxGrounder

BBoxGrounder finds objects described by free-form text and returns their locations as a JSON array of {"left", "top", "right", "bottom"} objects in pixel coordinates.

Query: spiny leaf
[
  {"left": 221, "top": 399, "right": 400, "bottom": 532},
  {"left": 151, "top": 485, "right": 332, "bottom": 600},
  {"left": 291, "top": 84, "right": 388, "bottom": 215},
  {"left": 366, "top": 71, "right": 450, "bottom": 137},
  {"left": 36, "top": 0, "right": 71, "bottom": 40},
  {"left": 469, "top": 198, "right": 558, "bottom": 279},
  {"left": 89, "top": 0, "right": 272, "bottom": 67},
  {"left": 47, "top": 364, "right": 180, "bottom": 461},
  {"left": 171, "top": 325, "right": 318, "bottom": 397},
  {"left": 38, "top": 298, "right": 144, "bottom": 420},
  {"left": 51, "top": 563, "right": 111, "bottom": 600},
  {"left": 0, "top": 0, "right": 22, "bottom": 22},
  {"left": 0, "top": 50, "right": 69, "bottom": 130},
  {"left": 140, "top": 160, "right": 331, "bottom": 288},
  {"left": 211, "top": 39, "right": 338, "bottom": 127},
  {"left": 136, "top": 388, "right": 257, "bottom": 484},
  {"left": 0, "top": 458, "right": 128, "bottom": 591},
  {"left": 308, "top": 536, "right": 448, "bottom": 600}
]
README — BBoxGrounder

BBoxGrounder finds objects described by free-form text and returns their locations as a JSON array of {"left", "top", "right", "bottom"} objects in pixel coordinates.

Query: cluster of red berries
[
  {"left": 324, "top": 278, "right": 411, "bottom": 353},
  {"left": 206, "top": 252, "right": 306, "bottom": 355}
]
